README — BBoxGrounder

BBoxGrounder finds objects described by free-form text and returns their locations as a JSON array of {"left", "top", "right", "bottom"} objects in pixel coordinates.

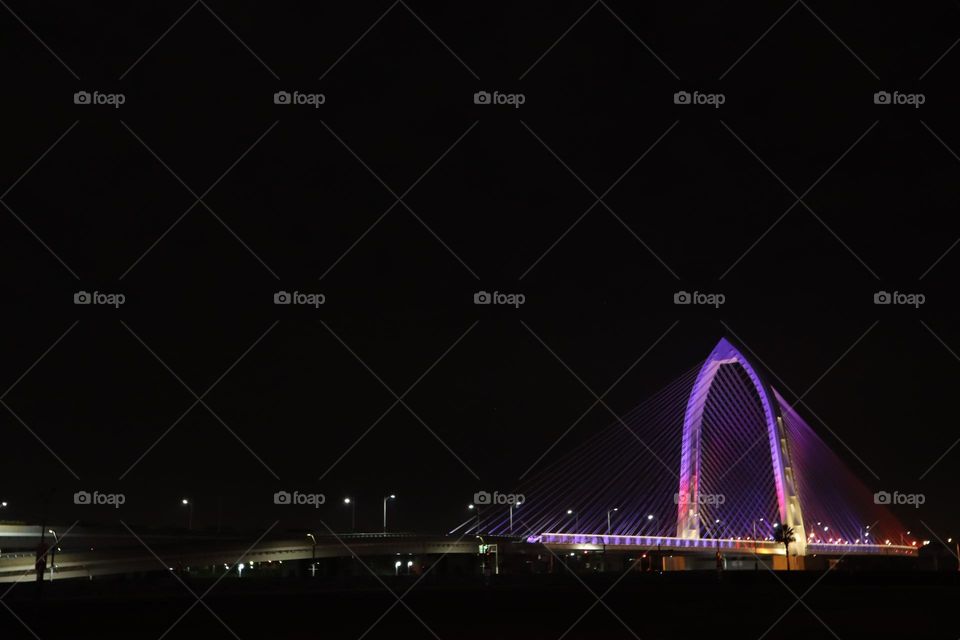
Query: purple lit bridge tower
[
  {"left": 469, "top": 338, "right": 914, "bottom": 566},
  {"left": 677, "top": 338, "right": 806, "bottom": 554}
]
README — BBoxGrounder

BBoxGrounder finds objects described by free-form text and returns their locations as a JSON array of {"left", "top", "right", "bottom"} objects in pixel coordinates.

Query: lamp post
[
  {"left": 509, "top": 501, "right": 519, "bottom": 534},
  {"left": 181, "top": 498, "right": 193, "bottom": 530},
  {"left": 606, "top": 508, "right": 618, "bottom": 534},
  {"left": 567, "top": 510, "right": 578, "bottom": 532},
  {"left": 47, "top": 529, "right": 59, "bottom": 581},
  {"left": 468, "top": 504, "right": 479, "bottom": 532},
  {"left": 306, "top": 533, "right": 317, "bottom": 577},
  {"left": 343, "top": 498, "right": 356, "bottom": 532},
  {"left": 382, "top": 494, "right": 395, "bottom": 532}
]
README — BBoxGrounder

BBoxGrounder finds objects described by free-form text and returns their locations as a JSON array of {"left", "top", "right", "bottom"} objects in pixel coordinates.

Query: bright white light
[
  {"left": 343, "top": 498, "right": 351, "bottom": 504},
  {"left": 647, "top": 515, "right": 653, "bottom": 520},
  {"left": 181, "top": 499, "right": 189, "bottom": 505}
]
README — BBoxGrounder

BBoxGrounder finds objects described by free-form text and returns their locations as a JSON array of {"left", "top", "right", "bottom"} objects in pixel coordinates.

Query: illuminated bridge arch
[{"left": 676, "top": 338, "right": 807, "bottom": 553}]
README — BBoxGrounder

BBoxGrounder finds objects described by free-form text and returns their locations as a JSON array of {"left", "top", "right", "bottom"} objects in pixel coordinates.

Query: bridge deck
[{"left": 536, "top": 533, "right": 918, "bottom": 556}]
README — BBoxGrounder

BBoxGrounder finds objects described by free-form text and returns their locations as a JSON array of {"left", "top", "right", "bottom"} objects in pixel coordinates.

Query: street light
[
  {"left": 468, "top": 504, "right": 480, "bottom": 532},
  {"left": 343, "top": 497, "right": 356, "bottom": 532},
  {"left": 509, "top": 501, "right": 520, "bottom": 534},
  {"left": 382, "top": 494, "right": 396, "bottom": 532},
  {"left": 607, "top": 508, "right": 618, "bottom": 534},
  {"left": 181, "top": 498, "right": 193, "bottom": 530},
  {"left": 567, "top": 509, "right": 579, "bottom": 532},
  {"left": 306, "top": 533, "right": 317, "bottom": 577},
  {"left": 47, "top": 529, "right": 59, "bottom": 581}
]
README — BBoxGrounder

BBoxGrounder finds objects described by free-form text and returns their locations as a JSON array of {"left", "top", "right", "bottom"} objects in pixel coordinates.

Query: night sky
[{"left": 0, "top": 2, "right": 958, "bottom": 541}]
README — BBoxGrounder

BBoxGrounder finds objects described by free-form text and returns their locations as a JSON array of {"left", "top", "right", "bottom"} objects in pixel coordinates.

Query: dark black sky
[{"left": 0, "top": 2, "right": 958, "bottom": 540}]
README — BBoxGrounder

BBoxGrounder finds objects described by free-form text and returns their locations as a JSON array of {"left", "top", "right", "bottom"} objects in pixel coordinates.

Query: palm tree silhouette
[{"left": 774, "top": 524, "right": 796, "bottom": 570}]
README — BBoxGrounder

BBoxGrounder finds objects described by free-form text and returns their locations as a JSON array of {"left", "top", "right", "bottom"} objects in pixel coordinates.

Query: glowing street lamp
[
  {"left": 382, "top": 494, "right": 396, "bottom": 532},
  {"left": 567, "top": 509, "right": 579, "bottom": 532},
  {"left": 306, "top": 533, "right": 317, "bottom": 577},
  {"left": 607, "top": 508, "right": 618, "bottom": 534},
  {"left": 343, "top": 497, "right": 356, "bottom": 532},
  {"left": 181, "top": 498, "right": 193, "bottom": 530}
]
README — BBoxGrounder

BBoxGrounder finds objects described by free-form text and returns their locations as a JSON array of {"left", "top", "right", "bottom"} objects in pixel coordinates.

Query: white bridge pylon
[{"left": 676, "top": 338, "right": 807, "bottom": 555}]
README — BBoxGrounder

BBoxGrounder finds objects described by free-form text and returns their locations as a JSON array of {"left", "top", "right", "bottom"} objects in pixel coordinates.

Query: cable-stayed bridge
[{"left": 469, "top": 338, "right": 916, "bottom": 566}]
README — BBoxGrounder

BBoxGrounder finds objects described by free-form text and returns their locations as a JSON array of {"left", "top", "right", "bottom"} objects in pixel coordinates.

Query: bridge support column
[{"left": 676, "top": 339, "right": 807, "bottom": 556}]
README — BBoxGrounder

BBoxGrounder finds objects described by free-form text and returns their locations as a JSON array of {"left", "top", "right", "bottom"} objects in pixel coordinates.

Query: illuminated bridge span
[{"left": 472, "top": 338, "right": 915, "bottom": 561}]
